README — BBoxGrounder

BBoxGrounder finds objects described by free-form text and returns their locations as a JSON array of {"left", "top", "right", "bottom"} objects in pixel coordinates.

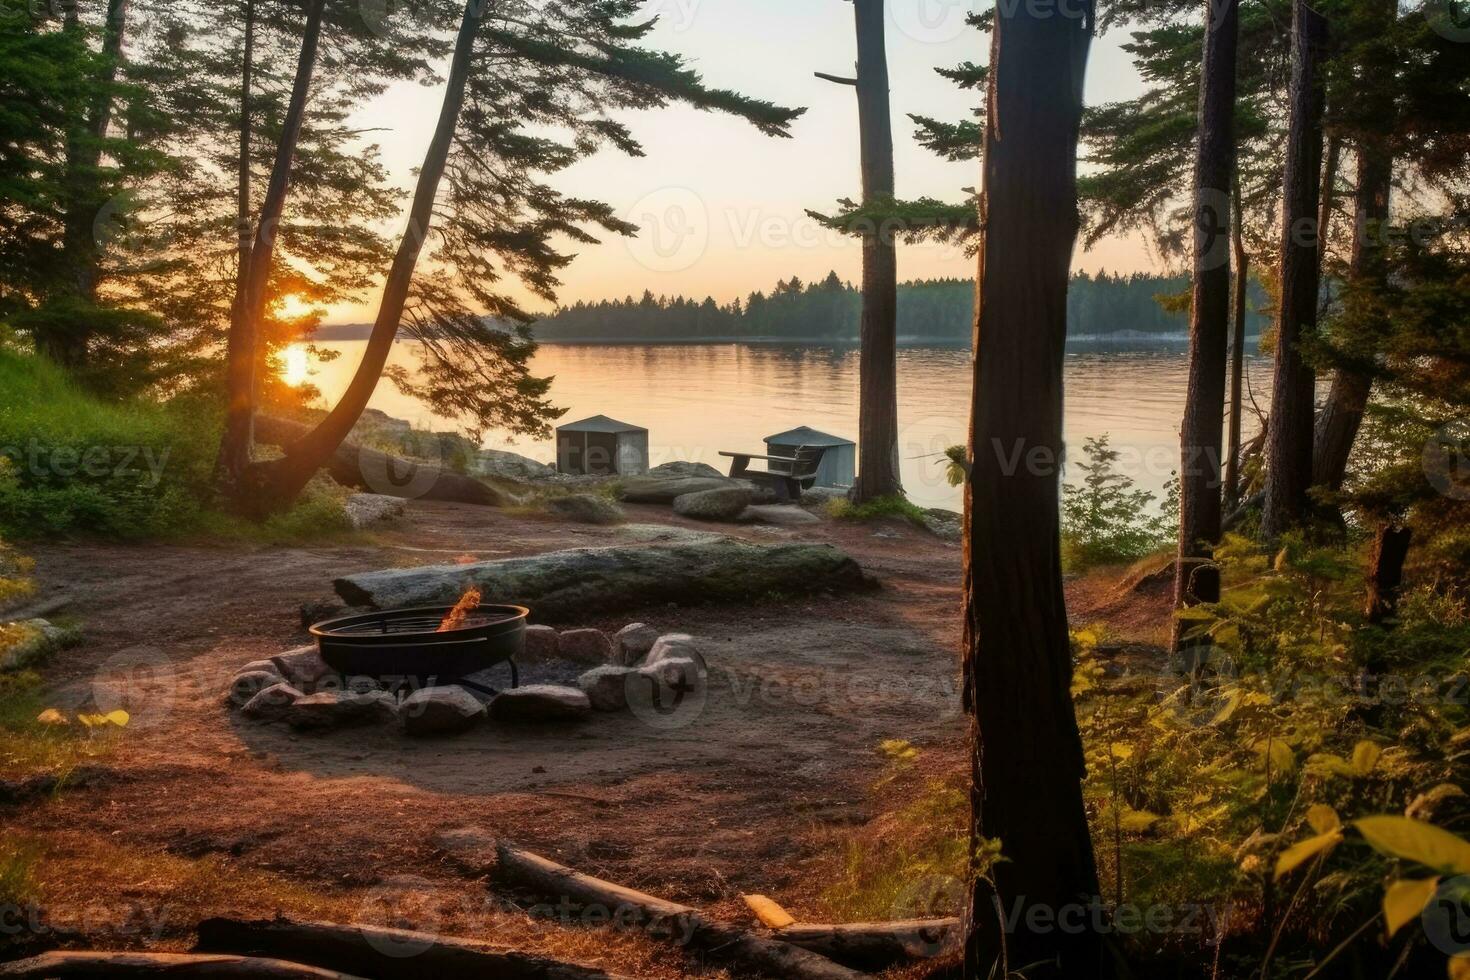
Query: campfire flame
[{"left": 437, "top": 585, "right": 483, "bottom": 632}]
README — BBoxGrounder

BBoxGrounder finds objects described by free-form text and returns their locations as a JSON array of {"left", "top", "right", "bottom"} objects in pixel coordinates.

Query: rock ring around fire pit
[{"left": 223, "top": 620, "right": 710, "bottom": 737}]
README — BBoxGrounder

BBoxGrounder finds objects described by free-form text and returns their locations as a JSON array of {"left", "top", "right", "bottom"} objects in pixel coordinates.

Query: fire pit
[{"left": 309, "top": 604, "right": 528, "bottom": 695}]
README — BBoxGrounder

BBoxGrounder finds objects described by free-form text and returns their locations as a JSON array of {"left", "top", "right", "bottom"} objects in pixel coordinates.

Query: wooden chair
[{"left": 718, "top": 445, "right": 827, "bottom": 502}]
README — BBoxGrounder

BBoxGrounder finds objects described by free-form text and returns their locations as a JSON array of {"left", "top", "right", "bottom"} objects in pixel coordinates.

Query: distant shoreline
[{"left": 312, "top": 324, "right": 1260, "bottom": 347}]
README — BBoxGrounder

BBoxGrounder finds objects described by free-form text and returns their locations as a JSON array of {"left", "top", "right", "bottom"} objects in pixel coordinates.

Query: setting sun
[{"left": 281, "top": 345, "right": 309, "bottom": 387}]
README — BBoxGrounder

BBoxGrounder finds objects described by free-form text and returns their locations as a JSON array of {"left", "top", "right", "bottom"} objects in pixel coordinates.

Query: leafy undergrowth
[
  {"left": 0, "top": 350, "right": 356, "bottom": 545},
  {"left": 1062, "top": 434, "right": 1177, "bottom": 572}
]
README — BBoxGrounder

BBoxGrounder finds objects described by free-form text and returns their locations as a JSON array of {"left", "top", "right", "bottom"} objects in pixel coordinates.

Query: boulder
[
  {"left": 287, "top": 690, "right": 396, "bottom": 731},
  {"left": 0, "top": 619, "right": 70, "bottom": 671},
  {"left": 239, "top": 658, "right": 283, "bottom": 677},
  {"left": 334, "top": 539, "right": 867, "bottom": 620},
  {"left": 240, "top": 682, "right": 303, "bottom": 722},
  {"left": 673, "top": 487, "right": 754, "bottom": 522},
  {"left": 646, "top": 633, "right": 703, "bottom": 670},
  {"left": 921, "top": 508, "right": 963, "bottom": 542},
  {"left": 740, "top": 504, "right": 821, "bottom": 526},
  {"left": 617, "top": 475, "right": 737, "bottom": 504},
  {"left": 640, "top": 656, "right": 703, "bottom": 689},
  {"left": 489, "top": 685, "right": 591, "bottom": 723},
  {"left": 343, "top": 493, "right": 407, "bottom": 529},
  {"left": 558, "top": 628, "right": 613, "bottom": 665},
  {"left": 613, "top": 623, "right": 660, "bottom": 665},
  {"left": 578, "top": 665, "right": 635, "bottom": 711},
  {"left": 270, "top": 646, "right": 334, "bottom": 689},
  {"left": 472, "top": 449, "right": 556, "bottom": 482},
  {"left": 544, "top": 494, "right": 624, "bottom": 525},
  {"left": 522, "top": 624, "right": 560, "bottom": 663},
  {"left": 649, "top": 461, "right": 726, "bottom": 480},
  {"left": 226, "top": 670, "right": 284, "bottom": 709},
  {"left": 398, "top": 685, "right": 486, "bottom": 736}
]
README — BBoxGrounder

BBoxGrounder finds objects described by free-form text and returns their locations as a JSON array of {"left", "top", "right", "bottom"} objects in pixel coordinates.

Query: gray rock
[
  {"left": 800, "top": 486, "right": 849, "bottom": 506},
  {"left": 343, "top": 493, "right": 408, "bottom": 529},
  {"left": 578, "top": 665, "right": 635, "bottom": 711},
  {"left": 489, "top": 685, "right": 592, "bottom": 723},
  {"left": 287, "top": 690, "right": 396, "bottom": 731},
  {"left": 612, "top": 524, "right": 727, "bottom": 545},
  {"left": 226, "top": 670, "right": 284, "bottom": 709},
  {"left": 240, "top": 682, "right": 303, "bottom": 722},
  {"left": 334, "top": 538, "right": 868, "bottom": 618},
  {"left": 270, "top": 646, "right": 335, "bottom": 689},
  {"left": 472, "top": 449, "right": 556, "bottom": 482},
  {"left": 617, "top": 475, "right": 737, "bottom": 504},
  {"left": 239, "top": 658, "right": 283, "bottom": 676},
  {"left": 398, "top": 685, "right": 486, "bottom": 736},
  {"left": 921, "top": 508, "right": 963, "bottom": 542},
  {"left": 649, "top": 460, "right": 726, "bottom": 480},
  {"left": 639, "top": 656, "right": 703, "bottom": 689},
  {"left": 544, "top": 493, "right": 624, "bottom": 525},
  {"left": 0, "top": 619, "right": 71, "bottom": 671},
  {"left": 558, "top": 628, "right": 613, "bottom": 665},
  {"left": 613, "top": 623, "right": 660, "bottom": 665},
  {"left": 673, "top": 487, "right": 754, "bottom": 522},
  {"left": 740, "top": 504, "right": 821, "bottom": 526},
  {"left": 646, "top": 633, "right": 703, "bottom": 669},
  {"left": 522, "top": 624, "right": 560, "bottom": 662}
]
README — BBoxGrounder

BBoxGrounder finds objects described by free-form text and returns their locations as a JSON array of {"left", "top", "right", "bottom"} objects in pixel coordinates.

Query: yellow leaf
[
  {"left": 1450, "top": 955, "right": 1470, "bottom": 980},
  {"left": 1110, "top": 743, "right": 1134, "bottom": 760},
  {"left": 1384, "top": 877, "right": 1440, "bottom": 939},
  {"left": 1119, "top": 808, "right": 1161, "bottom": 833},
  {"left": 1257, "top": 738, "right": 1296, "bottom": 775},
  {"left": 1274, "top": 830, "right": 1343, "bottom": 880},
  {"left": 1352, "top": 740, "right": 1383, "bottom": 776},
  {"left": 1306, "top": 804, "right": 1342, "bottom": 835},
  {"left": 76, "top": 713, "right": 108, "bottom": 728},
  {"left": 104, "top": 709, "right": 129, "bottom": 727},
  {"left": 35, "top": 708, "right": 68, "bottom": 726},
  {"left": 1355, "top": 816, "right": 1470, "bottom": 875}
]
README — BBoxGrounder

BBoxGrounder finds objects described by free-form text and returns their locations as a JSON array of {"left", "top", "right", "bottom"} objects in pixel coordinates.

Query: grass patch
[
  {"left": 0, "top": 834, "right": 40, "bottom": 908},
  {"left": 820, "top": 742, "right": 968, "bottom": 922},
  {"left": 0, "top": 670, "right": 119, "bottom": 777},
  {"left": 827, "top": 493, "right": 930, "bottom": 527}
]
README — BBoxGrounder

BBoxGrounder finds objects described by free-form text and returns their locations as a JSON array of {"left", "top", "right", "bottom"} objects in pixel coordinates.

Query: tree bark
[
  {"left": 1172, "top": 0, "right": 1239, "bottom": 651},
  {"left": 1260, "top": 0, "right": 1328, "bottom": 541},
  {"left": 1363, "top": 522, "right": 1411, "bottom": 624},
  {"left": 216, "top": 0, "right": 327, "bottom": 497},
  {"left": 0, "top": 950, "right": 359, "bottom": 979},
  {"left": 230, "top": 0, "right": 256, "bottom": 324},
  {"left": 848, "top": 0, "right": 901, "bottom": 503},
  {"left": 243, "top": 0, "right": 487, "bottom": 512},
  {"left": 1312, "top": 0, "right": 1396, "bottom": 492},
  {"left": 775, "top": 919, "right": 960, "bottom": 970},
  {"left": 1224, "top": 182, "right": 1250, "bottom": 509},
  {"left": 195, "top": 917, "right": 621, "bottom": 980},
  {"left": 962, "top": 0, "right": 1101, "bottom": 976}
]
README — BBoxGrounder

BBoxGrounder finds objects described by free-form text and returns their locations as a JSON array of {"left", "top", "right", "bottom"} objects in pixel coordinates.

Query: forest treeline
[{"left": 524, "top": 270, "right": 1274, "bottom": 343}]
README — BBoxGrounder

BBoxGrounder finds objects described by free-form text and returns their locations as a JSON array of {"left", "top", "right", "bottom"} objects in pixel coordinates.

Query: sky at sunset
[{"left": 328, "top": 1, "right": 1161, "bottom": 324}]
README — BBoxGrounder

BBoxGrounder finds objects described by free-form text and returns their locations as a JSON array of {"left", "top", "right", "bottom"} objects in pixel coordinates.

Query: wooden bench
[{"left": 718, "top": 445, "right": 827, "bottom": 502}]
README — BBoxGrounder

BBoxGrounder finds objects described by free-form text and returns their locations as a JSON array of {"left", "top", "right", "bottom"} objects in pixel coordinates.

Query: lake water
[{"left": 298, "top": 340, "right": 1272, "bottom": 511}]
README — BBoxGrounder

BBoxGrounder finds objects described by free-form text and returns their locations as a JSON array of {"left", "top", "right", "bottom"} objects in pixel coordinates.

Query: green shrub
[
  {"left": 827, "top": 493, "right": 929, "bottom": 526},
  {"left": 1062, "top": 434, "right": 1176, "bottom": 569}
]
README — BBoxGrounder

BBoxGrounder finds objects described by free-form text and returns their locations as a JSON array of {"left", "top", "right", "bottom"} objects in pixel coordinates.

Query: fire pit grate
[{"left": 310, "top": 604, "right": 528, "bottom": 696}]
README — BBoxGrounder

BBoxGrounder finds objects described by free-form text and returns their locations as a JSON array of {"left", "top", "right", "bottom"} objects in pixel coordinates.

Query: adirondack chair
[{"left": 718, "top": 445, "right": 827, "bottom": 502}]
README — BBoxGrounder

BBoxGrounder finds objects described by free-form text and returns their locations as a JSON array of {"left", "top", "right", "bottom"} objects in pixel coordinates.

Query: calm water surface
[{"left": 301, "top": 341, "right": 1271, "bottom": 510}]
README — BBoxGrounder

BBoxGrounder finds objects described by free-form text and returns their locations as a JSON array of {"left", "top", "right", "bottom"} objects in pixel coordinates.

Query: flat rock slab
[
  {"left": 742, "top": 504, "right": 822, "bottom": 526},
  {"left": 489, "top": 685, "right": 591, "bottom": 723},
  {"left": 617, "top": 475, "right": 738, "bottom": 503},
  {"left": 673, "top": 486, "right": 754, "bottom": 522},
  {"left": 334, "top": 538, "right": 867, "bottom": 619}
]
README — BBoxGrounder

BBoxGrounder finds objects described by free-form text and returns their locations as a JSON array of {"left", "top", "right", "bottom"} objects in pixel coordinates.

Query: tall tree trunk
[
  {"left": 1172, "top": 0, "right": 1239, "bottom": 652},
  {"left": 1316, "top": 133, "right": 1340, "bottom": 280},
  {"left": 962, "top": 0, "right": 1100, "bottom": 975},
  {"left": 1224, "top": 183, "right": 1249, "bottom": 509},
  {"left": 215, "top": 0, "right": 327, "bottom": 495},
  {"left": 231, "top": 0, "right": 256, "bottom": 320},
  {"left": 244, "top": 0, "right": 488, "bottom": 509},
  {"left": 1363, "top": 522, "right": 1411, "bottom": 624},
  {"left": 47, "top": 0, "right": 129, "bottom": 369},
  {"left": 1260, "top": 0, "right": 1328, "bottom": 541},
  {"left": 850, "top": 0, "right": 901, "bottom": 503},
  {"left": 1312, "top": 0, "right": 1396, "bottom": 492}
]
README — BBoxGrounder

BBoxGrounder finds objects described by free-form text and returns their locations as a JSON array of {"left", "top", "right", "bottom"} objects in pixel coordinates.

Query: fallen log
[
  {"left": 436, "top": 831, "right": 866, "bottom": 980},
  {"left": 195, "top": 917, "right": 618, "bottom": 980},
  {"left": 334, "top": 537, "right": 868, "bottom": 617},
  {"left": 0, "top": 950, "right": 363, "bottom": 978},
  {"left": 776, "top": 919, "right": 961, "bottom": 970},
  {"left": 254, "top": 415, "right": 505, "bottom": 508}
]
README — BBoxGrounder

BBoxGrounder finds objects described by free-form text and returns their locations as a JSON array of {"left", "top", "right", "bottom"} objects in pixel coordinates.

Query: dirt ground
[{"left": 3, "top": 501, "right": 1164, "bottom": 976}]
